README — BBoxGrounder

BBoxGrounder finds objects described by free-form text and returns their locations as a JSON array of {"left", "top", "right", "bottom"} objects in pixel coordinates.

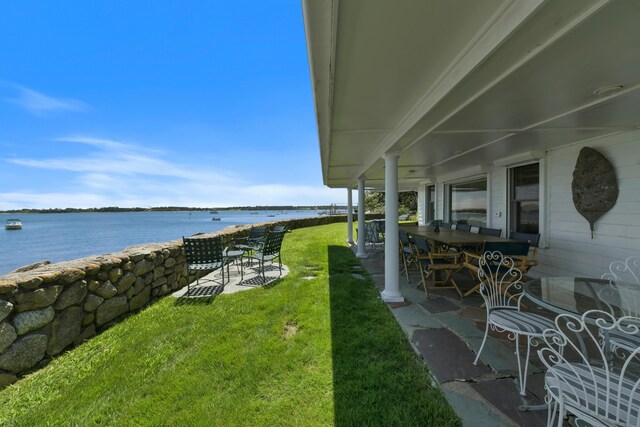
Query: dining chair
[
  {"left": 412, "top": 234, "right": 462, "bottom": 298},
  {"left": 479, "top": 227, "right": 502, "bottom": 237},
  {"left": 509, "top": 232, "right": 541, "bottom": 273},
  {"left": 538, "top": 310, "right": 640, "bottom": 427},
  {"left": 182, "top": 236, "right": 232, "bottom": 293},
  {"left": 398, "top": 229, "right": 415, "bottom": 279},
  {"left": 439, "top": 222, "right": 451, "bottom": 229},
  {"left": 456, "top": 223, "right": 471, "bottom": 232},
  {"left": 474, "top": 250, "right": 556, "bottom": 396}
]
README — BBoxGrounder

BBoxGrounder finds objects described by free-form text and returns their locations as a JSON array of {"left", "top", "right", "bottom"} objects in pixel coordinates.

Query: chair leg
[
  {"left": 474, "top": 320, "right": 490, "bottom": 365},
  {"left": 515, "top": 335, "right": 533, "bottom": 396}
]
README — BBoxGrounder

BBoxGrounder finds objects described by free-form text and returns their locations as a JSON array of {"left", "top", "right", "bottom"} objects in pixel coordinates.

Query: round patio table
[{"left": 524, "top": 276, "right": 640, "bottom": 319}]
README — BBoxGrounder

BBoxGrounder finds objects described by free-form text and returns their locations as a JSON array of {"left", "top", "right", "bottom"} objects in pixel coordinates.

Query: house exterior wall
[
  {"left": 417, "top": 187, "right": 426, "bottom": 224},
  {"left": 415, "top": 129, "right": 640, "bottom": 278}
]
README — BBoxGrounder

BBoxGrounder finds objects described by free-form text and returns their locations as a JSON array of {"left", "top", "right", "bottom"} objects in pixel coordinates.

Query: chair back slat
[
  {"left": 183, "top": 236, "right": 224, "bottom": 264},
  {"left": 440, "top": 222, "right": 451, "bottom": 229},
  {"left": 412, "top": 234, "right": 430, "bottom": 254},
  {"left": 399, "top": 229, "right": 412, "bottom": 245},
  {"left": 481, "top": 241, "right": 530, "bottom": 257}
]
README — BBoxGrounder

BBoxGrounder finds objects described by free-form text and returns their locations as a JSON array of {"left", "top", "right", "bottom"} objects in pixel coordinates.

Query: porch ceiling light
[{"left": 594, "top": 85, "right": 624, "bottom": 97}]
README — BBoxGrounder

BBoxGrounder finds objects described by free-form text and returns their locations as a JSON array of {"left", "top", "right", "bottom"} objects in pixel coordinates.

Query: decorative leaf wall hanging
[{"left": 571, "top": 147, "right": 618, "bottom": 238}]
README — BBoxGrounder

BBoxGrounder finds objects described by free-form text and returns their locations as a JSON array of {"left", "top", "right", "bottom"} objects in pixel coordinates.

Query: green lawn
[{"left": 0, "top": 222, "right": 460, "bottom": 426}]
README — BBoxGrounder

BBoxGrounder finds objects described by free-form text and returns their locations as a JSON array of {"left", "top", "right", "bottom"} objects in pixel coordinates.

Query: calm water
[{"left": 0, "top": 210, "right": 320, "bottom": 275}]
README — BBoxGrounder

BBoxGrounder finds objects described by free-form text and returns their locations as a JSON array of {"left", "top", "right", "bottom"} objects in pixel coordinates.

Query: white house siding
[
  {"left": 414, "top": 130, "right": 640, "bottom": 279},
  {"left": 536, "top": 131, "right": 640, "bottom": 278}
]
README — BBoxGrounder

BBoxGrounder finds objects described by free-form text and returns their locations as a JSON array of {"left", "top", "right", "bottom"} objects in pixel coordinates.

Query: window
[
  {"left": 426, "top": 185, "right": 435, "bottom": 222},
  {"left": 449, "top": 178, "right": 487, "bottom": 227},
  {"left": 509, "top": 163, "right": 539, "bottom": 234}
]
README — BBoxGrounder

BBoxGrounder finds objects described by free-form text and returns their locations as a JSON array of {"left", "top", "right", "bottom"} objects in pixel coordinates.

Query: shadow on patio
[{"left": 353, "top": 245, "right": 556, "bottom": 427}]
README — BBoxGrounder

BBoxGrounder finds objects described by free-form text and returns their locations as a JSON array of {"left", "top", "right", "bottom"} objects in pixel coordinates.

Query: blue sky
[{"left": 0, "top": 1, "right": 342, "bottom": 209}]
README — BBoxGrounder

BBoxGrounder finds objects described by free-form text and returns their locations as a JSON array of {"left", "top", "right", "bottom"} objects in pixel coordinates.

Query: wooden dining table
[{"left": 399, "top": 225, "right": 515, "bottom": 250}]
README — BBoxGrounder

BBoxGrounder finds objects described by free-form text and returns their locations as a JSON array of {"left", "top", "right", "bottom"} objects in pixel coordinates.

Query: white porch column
[
  {"left": 382, "top": 152, "right": 403, "bottom": 302},
  {"left": 347, "top": 188, "right": 354, "bottom": 244},
  {"left": 356, "top": 177, "right": 367, "bottom": 258}
]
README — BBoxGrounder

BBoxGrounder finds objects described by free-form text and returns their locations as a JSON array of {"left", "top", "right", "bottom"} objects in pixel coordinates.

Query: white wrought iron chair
[
  {"left": 473, "top": 251, "right": 556, "bottom": 395},
  {"left": 601, "top": 256, "right": 640, "bottom": 353},
  {"left": 538, "top": 310, "right": 640, "bottom": 427}
]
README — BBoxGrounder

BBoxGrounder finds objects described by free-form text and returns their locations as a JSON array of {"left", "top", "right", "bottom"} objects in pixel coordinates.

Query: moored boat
[
  {"left": 5, "top": 219, "right": 22, "bottom": 230},
  {"left": 211, "top": 217, "right": 221, "bottom": 221}
]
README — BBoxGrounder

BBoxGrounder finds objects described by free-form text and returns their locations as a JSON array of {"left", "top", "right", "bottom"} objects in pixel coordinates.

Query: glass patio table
[{"left": 524, "top": 276, "right": 640, "bottom": 319}]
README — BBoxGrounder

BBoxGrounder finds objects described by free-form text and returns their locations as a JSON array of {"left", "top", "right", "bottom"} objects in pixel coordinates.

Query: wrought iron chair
[
  {"left": 473, "top": 250, "right": 556, "bottom": 396},
  {"left": 412, "top": 234, "right": 462, "bottom": 298},
  {"left": 479, "top": 227, "right": 502, "bottom": 237},
  {"left": 539, "top": 310, "right": 640, "bottom": 427},
  {"left": 463, "top": 241, "right": 530, "bottom": 297},
  {"left": 600, "top": 256, "right": 640, "bottom": 353},
  {"left": 244, "top": 230, "right": 286, "bottom": 283},
  {"left": 272, "top": 224, "right": 288, "bottom": 233},
  {"left": 182, "top": 236, "right": 232, "bottom": 293}
]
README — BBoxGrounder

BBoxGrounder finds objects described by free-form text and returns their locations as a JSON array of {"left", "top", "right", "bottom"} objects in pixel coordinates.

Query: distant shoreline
[{"left": 0, "top": 206, "right": 331, "bottom": 214}]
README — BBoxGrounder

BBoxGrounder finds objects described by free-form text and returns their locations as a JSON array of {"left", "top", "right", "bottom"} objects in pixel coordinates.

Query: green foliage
[
  {"left": 365, "top": 191, "right": 417, "bottom": 216},
  {"left": 0, "top": 223, "right": 459, "bottom": 426}
]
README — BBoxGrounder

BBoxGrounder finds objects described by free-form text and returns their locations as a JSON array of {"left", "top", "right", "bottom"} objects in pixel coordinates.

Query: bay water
[{"left": 0, "top": 210, "right": 320, "bottom": 275}]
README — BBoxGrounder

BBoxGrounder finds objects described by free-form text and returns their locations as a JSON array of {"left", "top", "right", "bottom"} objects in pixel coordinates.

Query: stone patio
[{"left": 355, "top": 244, "right": 556, "bottom": 427}]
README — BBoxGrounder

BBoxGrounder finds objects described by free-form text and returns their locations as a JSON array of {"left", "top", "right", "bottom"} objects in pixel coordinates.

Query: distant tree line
[{"left": 0, "top": 205, "right": 341, "bottom": 214}]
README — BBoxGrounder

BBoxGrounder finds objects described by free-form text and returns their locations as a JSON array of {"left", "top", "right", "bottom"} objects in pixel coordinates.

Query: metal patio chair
[
  {"left": 473, "top": 250, "right": 556, "bottom": 396},
  {"left": 244, "top": 230, "right": 286, "bottom": 283},
  {"left": 234, "top": 225, "right": 268, "bottom": 252},
  {"left": 463, "top": 241, "right": 530, "bottom": 297},
  {"left": 182, "top": 236, "right": 232, "bottom": 293},
  {"left": 539, "top": 310, "right": 640, "bottom": 427},
  {"left": 600, "top": 256, "right": 640, "bottom": 353}
]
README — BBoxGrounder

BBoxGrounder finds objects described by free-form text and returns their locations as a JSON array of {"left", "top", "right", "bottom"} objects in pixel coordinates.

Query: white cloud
[
  {"left": 5, "top": 84, "right": 86, "bottom": 115},
  {"left": 2, "top": 136, "right": 344, "bottom": 209}
]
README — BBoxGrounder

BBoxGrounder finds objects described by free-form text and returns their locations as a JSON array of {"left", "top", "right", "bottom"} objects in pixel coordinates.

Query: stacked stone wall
[{"left": 0, "top": 214, "right": 382, "bottom": 387}]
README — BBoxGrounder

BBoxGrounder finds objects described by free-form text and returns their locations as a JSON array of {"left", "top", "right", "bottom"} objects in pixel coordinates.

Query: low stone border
[{"left": 0, "top": 213, "right": 382, "bottom": 387}]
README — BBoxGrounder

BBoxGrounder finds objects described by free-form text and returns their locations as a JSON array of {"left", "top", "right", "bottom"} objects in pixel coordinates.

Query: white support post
[
  {"left": 356, "top": 177, "right": 367, "bottom": 258},
  {"left": 347, "top": 188, "right": 354, "bottom": 244},
  {"left": 381, "top": 153, "right": 403, "bottom": 302}
]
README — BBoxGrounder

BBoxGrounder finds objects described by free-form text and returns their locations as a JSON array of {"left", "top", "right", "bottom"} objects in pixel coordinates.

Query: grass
[{"left": 0, "top": 222, "right": 460, "bottom": 426}]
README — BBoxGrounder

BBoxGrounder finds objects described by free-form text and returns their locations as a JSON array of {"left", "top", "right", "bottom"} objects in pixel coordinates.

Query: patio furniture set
[
  {"left": 396, "top": 223, "right": 640, "bottom": 426},
  {"left": 181, "top": 225, "right": 287, "bottom": 293}
]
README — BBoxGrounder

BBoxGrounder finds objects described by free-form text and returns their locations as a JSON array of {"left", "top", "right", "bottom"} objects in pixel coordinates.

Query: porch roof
[{"left": 303, "top": 0, "right": 640, "bottom": 191}]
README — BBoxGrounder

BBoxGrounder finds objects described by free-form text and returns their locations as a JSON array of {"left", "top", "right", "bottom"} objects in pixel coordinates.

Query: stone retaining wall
[{"left": 0, "top": 214, "right": 382, "bottom": 387}]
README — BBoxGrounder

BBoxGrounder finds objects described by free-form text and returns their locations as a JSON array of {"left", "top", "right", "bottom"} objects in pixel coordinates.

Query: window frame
[{"left": 444, "top": 174, "right": 489, "bottom": 227}]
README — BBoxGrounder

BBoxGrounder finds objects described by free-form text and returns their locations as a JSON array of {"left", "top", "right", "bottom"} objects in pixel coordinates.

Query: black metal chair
[
  {"left": 245, "top": 230, "right": 286, "bottom": 283},
  {"left": 479, "top": 227, "right": 502, "bottom": 237},
  {"left": 234, "top": 225, "right": 268, "bottom": 251},
  {"left": 182, "top": 236, "right": 231, "bottom": 293}
]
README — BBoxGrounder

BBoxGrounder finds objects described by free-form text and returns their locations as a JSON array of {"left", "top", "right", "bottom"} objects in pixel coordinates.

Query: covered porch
[{"left": 303, "top": 0, "right": 640, "bottom": 302}]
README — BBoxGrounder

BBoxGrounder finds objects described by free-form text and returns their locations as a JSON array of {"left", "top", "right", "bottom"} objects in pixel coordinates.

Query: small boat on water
[
  {"left": 5, "top": 219, "right": 22, "bottom": 230},
  {"left": 211, "top": 217, "right": 221, "bottom": 221},
  {"left": 209, "top": 211, "right": 219, "bottom": 214}
]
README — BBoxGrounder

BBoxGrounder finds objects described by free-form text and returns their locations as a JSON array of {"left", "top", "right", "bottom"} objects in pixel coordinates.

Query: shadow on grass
[{"left": 328, "top": 244, "right": 460, "bottom": 426}]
